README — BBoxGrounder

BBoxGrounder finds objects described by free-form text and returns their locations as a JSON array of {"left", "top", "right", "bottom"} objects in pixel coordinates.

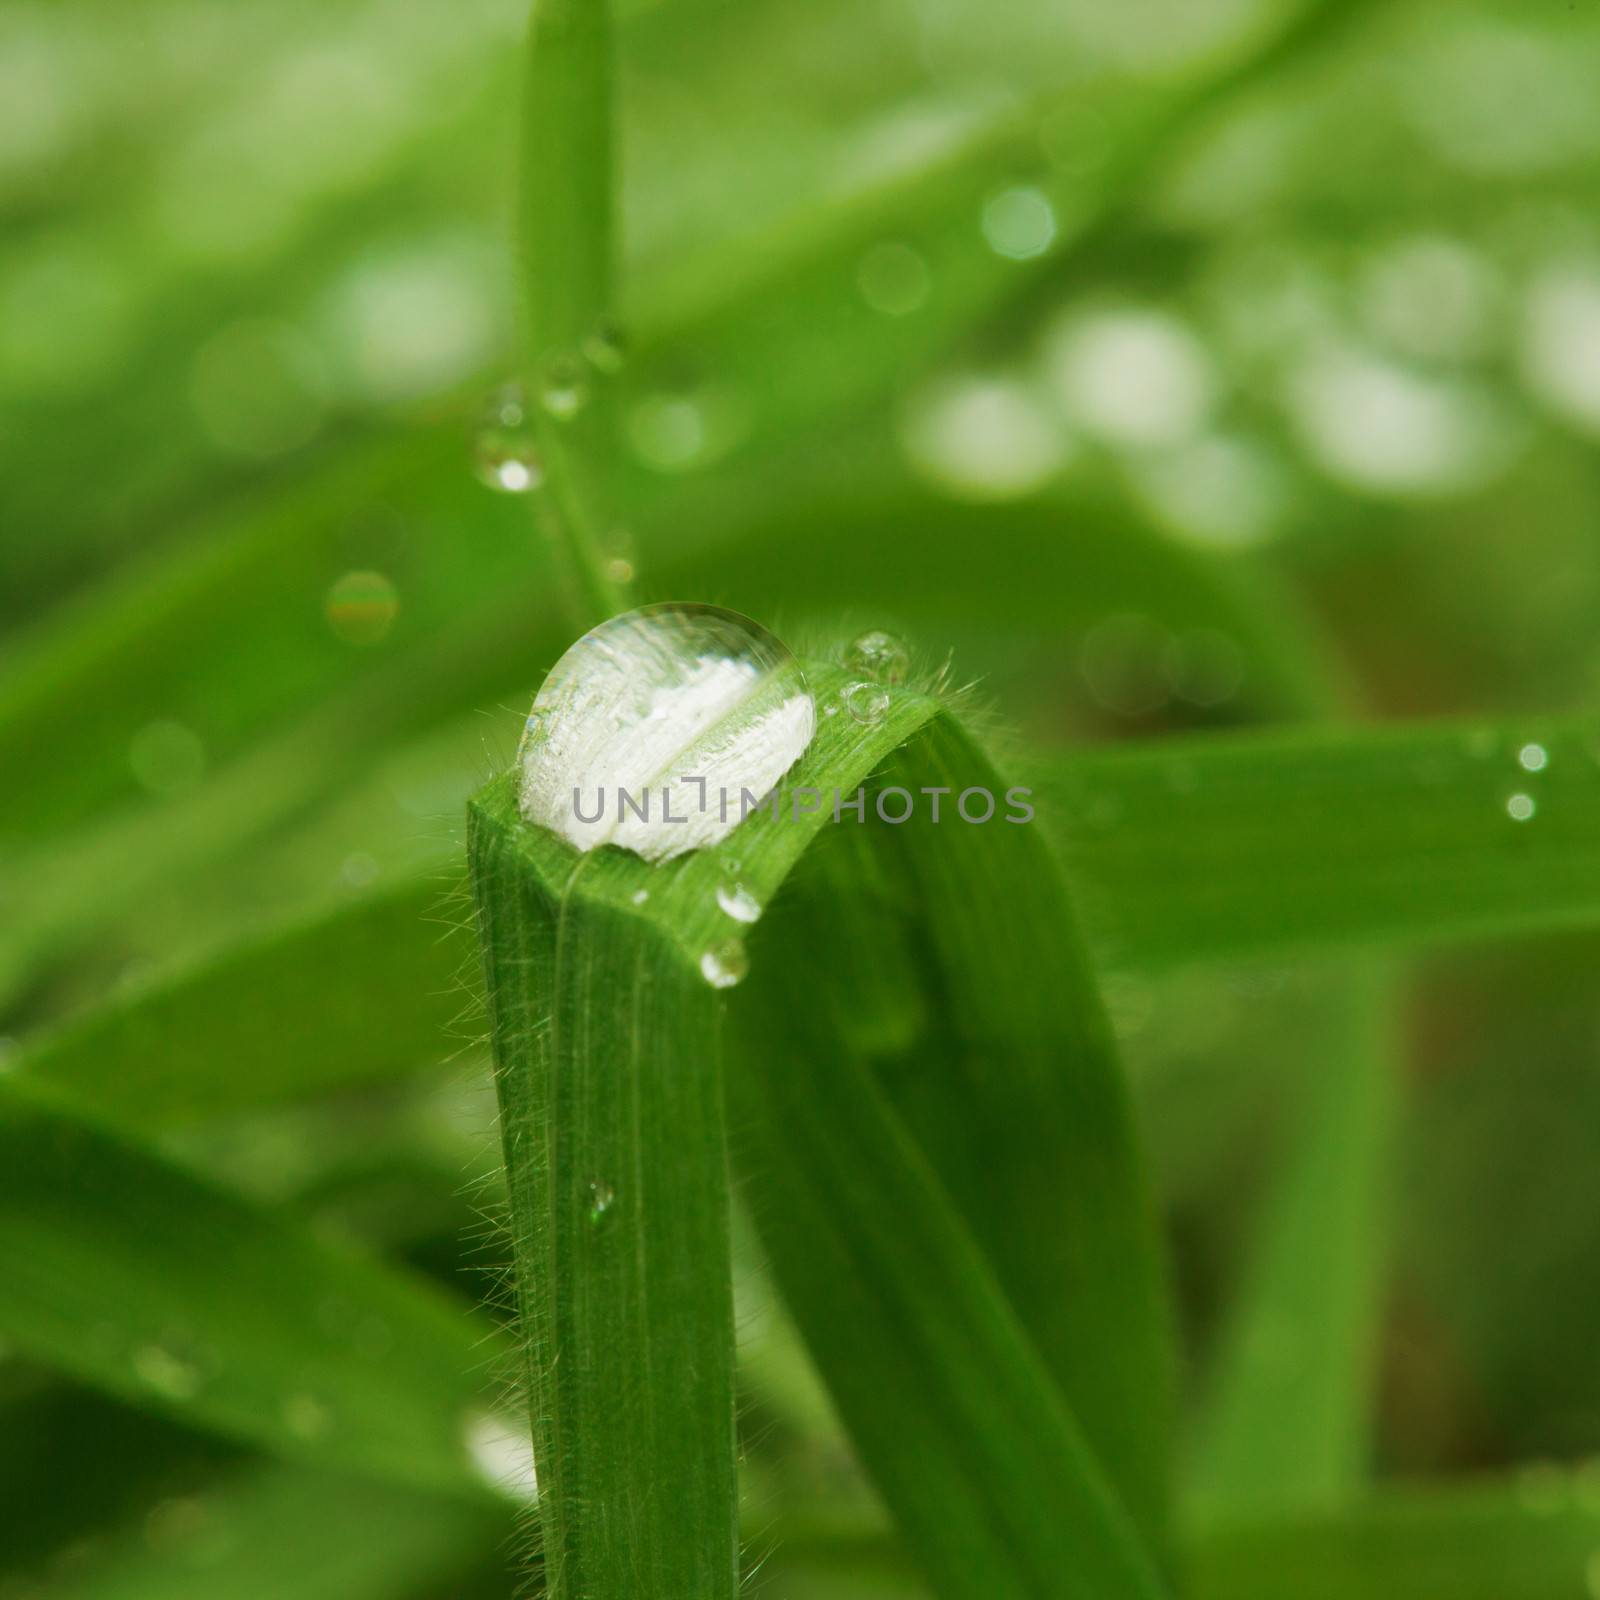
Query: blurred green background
[{"left": 5, "top": 0, "right": 1600, "bottom": 1592}]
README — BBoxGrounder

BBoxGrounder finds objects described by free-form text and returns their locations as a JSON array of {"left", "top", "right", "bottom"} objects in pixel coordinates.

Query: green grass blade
[
  {"left": 44, "top": 1468, "right": 506, "bottom": 1600},
  {"left": 0, "top": 1076, "right": 504, "bottom": 1496},
  {"left": 469, "top": 661, "right": 1175, "bottom": 1600},
  {"left": 1189, "top": 966, "right": 1400, "bottom": 1518},
  {"left": 1046, "top": 715, "right": 1600, "bottom": 969},
  {"left": 1190, "top": 1478, "right": 1600, "bottom": 1600},
  {"left": 18, "top": 882, "right": 470, "bottom": 1123}
]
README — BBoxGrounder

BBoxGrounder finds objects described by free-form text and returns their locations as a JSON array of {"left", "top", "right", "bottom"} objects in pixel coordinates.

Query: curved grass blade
[
  {"left": 469, "top": 661, "right": 1175, "bottom": 1600},
  {"left": 0, "top": 1076, "right": 506, "bottom": 1497}
]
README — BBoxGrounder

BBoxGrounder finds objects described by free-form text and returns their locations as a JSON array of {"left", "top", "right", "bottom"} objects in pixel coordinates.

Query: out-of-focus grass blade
[
  {"left": 43, "top": 1467, "right": 507, "bottom": 1600},
  {"left": 754, "top": 1475, "right": 1600, "bottom": 1600},
  {"left": 0, "top": 1076, "right": 504, "bottom": 1496},
  {"left": 1046, "top": 715, "right": 1600, "bottom": 968},
  {"left": 469, "top": 663, "right": 1175, "bottom": 1600},
  {"left": 1190, "top": 1478, "right": 1600, "bottom": 1600},
  {"left": 1189, "top": 966, "right": 1399, "bottom": 1517},
  {"left": 19, "top": 881, "right": 470, "bottom": 1123}
]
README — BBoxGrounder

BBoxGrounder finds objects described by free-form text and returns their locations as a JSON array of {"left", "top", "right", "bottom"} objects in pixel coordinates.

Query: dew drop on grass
[
  {"left": 630, "top": 888, "right": 649, "bottom": 905},
  {"left": 472, "top": 383, "right": 543, "bottom": 493},
  {"left": 518, "top": 604, "right": 815, "bottom": 862},
  {"left": 132, "top": 1341, "right": 205, "bottom": 1401},
  {"left": 700, "top": 936, "right": 749, "bottom": 989},
  {"left": 539, "top": 353, "right": 589, "bottom": 420},
  {"left": 586, "top": 1180, "right": 616, "bottom": 1225},
  {"left": 1506, "top": 791, "right": 1537, "bottom": 822},
  {"left": 844, "top": 629, "right": 910, "bottom": 685},
  {"left": 1518, "top": 741, "right": 1549, "bottom": 773},
  {"left": 843, "top": 681, "right": 891, "bottom": 726},
  {"left": 282, "top": 1393, "right": 331, "bottom": 1439},
  {"left": 716, "top": 876, "right": 762, "bottom": 924}
]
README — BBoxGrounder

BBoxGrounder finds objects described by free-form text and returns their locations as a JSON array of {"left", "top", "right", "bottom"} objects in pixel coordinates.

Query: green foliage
[{"left": 6, "top": 0, "right": 1600, "bottom": 1593}]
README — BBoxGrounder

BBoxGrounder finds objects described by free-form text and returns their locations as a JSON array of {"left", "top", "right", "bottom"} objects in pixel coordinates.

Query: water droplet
[
  {"left": 857, "top": 242, "right": 931, "bottom": 316},
  {"left": 465, "top": 1411, "right": 539, "bottom": 1504},
  {"left": 324, "top": 570, "right": 399, "bottom": 645},
  {"left": 630, "top": 888, "right": 650, "bottom": 905},
  {"left": 129, "top": 720, "right": 206, "bottom": 797},
  {"left": 282, "top": 1393, "right": 330, "bottom": 1439},
  {"left": 581, "top": 320, "right": 627, "bottom": 374},
  {"left": 843, "top": 681, "right": 891, "bottom": 726},
  {"left": 716, "top": 877, "right": 763, "bottom": 923},
  {"left": 605, "top": 556, "right": 635, "bottom": 584},
  {"left": 1507, "top": 791, "right": 1537, "bottom": 822},
  {"left": 132, "top": 1341, "right": 204, "bottom": 1401},
  {"left": 539, "top": 353, "right": 589, "bottom": 420},
  {"left": 844, "top": 630, "right": 910, "bottom": 685},
  {"left": 586, "top": 1180, "right": 616, "bottom": 1224},
  {"left": 1518, "top": 741, "right": 1549, "bottom": 773},
  {"left": 519, "top": 604, "right": 815, "bottom": 862},
  {"left": 472, "top": 383, "right": 543, "bottom": 493},
  {"left": 700, "top": 936, "right": 749, "bottom": 989},
  {"left": 981, "top": 185, "right": 1057, "bottom": 261}
]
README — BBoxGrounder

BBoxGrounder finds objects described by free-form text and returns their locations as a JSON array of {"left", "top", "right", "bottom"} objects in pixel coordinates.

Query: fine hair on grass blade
[{"left": 470, "top": 649, "right": 1177, "bottom": 1600}]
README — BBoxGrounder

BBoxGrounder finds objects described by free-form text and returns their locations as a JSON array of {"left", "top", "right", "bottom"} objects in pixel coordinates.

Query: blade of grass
[
  {"left": 1188, "top": 965, "right": 1400, "bottom": 1519},
  {"left": 43, "top": 1467, "right": 508, "bottom": 1600},
  {"left": 469, "top": 661, "right": 1176, "bottom": 1600},
  {"left": 518, "top": 0, "right": 630, "bottom": 626},
  {"left": 0, "top": 1075, "right": 505, "bottom": 1497},
  {"left": 31, "top": 710, "right": 1600, "bottom": 1120}
]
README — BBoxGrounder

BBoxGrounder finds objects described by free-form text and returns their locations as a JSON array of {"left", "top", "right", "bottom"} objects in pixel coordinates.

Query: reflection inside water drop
[
  {"left": 843, "top": 680, "right": 891, "bottom": 726},
  {"left": 716, "top": 878, "right": 763, "bottom": 924},
  {"left": 844, "top": 629, "right": 910, "bottom": 685}
]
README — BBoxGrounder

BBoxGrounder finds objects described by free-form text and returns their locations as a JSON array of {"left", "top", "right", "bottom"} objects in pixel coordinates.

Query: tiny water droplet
[
  {"left": 132, "top": 1342, "right": 204, "bottom": 1401},
  {"left": 282, "top": 1393, "right": 331, "bottom": 1439},
  {"left": 324, "top": 570, "right": 399, "bottom": 645},
  {"left": 630, "top": 888, "right": 650, "bottom": 905},
  {"left": 586, "top": 1180, "right": 616, "bottom": 1225},
  {"left": 1507, "top": 791, "right": 1537, "bottom": 822},
  {"left": 605, "top": 556, "right": 635, "bottom": 584},
  {"left": 539, "top": 354, "right": 589, "bottom": 420},
  {"left": 582, "top": 320, "right": 627, "bottom": 374},
  {"left": 700, "top": 936, "right": 749, "bottom": 989},
  {"left": 844, "top": 630, "right": 910, "bottom": 685},
  {"left": 843, "top": 681, "right": 891, "bottom": 726},
  {"left": 1518, "top": 741, "right": 1549, "bottom": 773},
  {"left": 472, "top": 382, "right": 543, "bottom": 493},
  {"left": 716, "top": 877, "right": 762, "bottom": 923}
]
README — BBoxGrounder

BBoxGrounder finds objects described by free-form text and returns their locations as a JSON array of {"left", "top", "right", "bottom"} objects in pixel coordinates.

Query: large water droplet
[
  {"left": 700, "top": 936, "right": 749, "bottom": 989},
  {"left": 844, "top": 630, "right": 910, "bottom": 686},
  {"left": 843, "top": 681, "right": 891, "bottom": 726},
  {"left": 473, "top": 382, "right": 543, "bottom": 493},
  {"left": 519, "top": 604, "right": 815, "bottom": 862}
]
